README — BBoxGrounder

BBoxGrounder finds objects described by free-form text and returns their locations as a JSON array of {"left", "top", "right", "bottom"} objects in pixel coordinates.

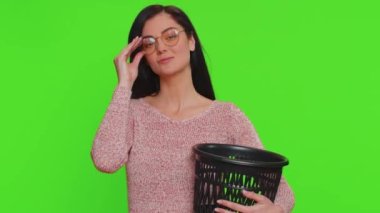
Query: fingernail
[
  {"left": 214, "top": 208, "right": 221, "bottom": 212},
  {"left": 217, "top": 200, "right": 222, "bottom": 204}
]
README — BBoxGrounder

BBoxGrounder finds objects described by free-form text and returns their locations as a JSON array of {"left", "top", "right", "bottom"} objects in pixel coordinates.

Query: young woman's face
[{"left": 141, "top": 12, "right": 195, "bottom": 77}]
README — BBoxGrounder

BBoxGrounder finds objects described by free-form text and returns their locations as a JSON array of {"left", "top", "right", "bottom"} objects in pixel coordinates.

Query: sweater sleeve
[
  {"left": 90, "top": 85, "right": 134, "bottom": 173},
  {"left": 229, "top": 103, "right": 295, "bottom": 212}
]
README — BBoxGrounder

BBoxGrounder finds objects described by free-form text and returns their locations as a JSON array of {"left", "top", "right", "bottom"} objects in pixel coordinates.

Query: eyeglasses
[{"left": 141, "top": 27, "right": 186, "bottom": 55}]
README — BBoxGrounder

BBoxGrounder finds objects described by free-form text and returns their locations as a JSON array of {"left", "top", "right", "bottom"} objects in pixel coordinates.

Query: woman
[{"left": 91, "top": 4, "right": 295, "bottom": 212}]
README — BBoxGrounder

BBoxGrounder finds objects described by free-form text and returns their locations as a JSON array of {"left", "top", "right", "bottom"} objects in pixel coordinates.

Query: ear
[{"left": 188, "top": 34, "right": 195, "bottom": 51}]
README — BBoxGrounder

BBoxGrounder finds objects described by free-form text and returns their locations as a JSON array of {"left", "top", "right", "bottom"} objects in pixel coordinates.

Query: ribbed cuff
[
  {"left": 108, "top": 85, "right": 133, "bottom": 112},
  {"left": 113, "top": 85, "right": 132, "bottom": 103}
]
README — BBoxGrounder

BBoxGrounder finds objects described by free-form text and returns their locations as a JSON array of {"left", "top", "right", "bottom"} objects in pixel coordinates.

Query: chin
[
  {"left": 157, "top": 68, "right": 181, "bottom": 77},
  {"left": 154, "top": 64, "right": 187, "bottom": 77}
]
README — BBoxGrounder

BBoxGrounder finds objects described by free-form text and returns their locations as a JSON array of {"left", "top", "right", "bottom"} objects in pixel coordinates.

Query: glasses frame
[{"left": 141, "top": 27, "right": 186, "bottom": 55}]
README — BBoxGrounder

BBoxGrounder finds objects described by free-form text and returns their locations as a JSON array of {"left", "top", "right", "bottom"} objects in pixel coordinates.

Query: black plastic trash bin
[{"left": 192, "top": 143, "right": 289, "bottom": 213}]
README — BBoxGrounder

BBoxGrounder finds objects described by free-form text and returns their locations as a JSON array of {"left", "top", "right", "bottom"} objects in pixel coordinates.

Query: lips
[{"left": 158, "top": 57, "right": 174, "bottom": 64}]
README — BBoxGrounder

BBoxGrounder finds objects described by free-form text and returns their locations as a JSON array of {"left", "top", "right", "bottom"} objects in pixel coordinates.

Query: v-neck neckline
[{"left": 139, "top": 98, "right": 218, "bottom": 123}]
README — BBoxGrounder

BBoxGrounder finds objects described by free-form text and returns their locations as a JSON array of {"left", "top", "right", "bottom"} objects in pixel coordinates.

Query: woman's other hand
[
  {"left": 113, "top": 36, "right": 145, "bottom": 89},
  {"left": 214, "top": 190, "right": 285, "bottom": 213}
]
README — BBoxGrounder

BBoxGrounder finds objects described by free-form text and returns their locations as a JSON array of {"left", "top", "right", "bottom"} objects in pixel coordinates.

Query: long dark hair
[{"left": 128, "top": 4, "right": 215, "bottom": 100}]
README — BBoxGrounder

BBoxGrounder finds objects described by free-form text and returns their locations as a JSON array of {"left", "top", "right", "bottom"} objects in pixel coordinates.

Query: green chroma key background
[{"left": 1, "top": 0, "right": 379, "bottom": 212}]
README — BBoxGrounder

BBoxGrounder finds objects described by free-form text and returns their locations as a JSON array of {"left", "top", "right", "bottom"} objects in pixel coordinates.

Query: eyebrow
[{"left": 142, "top": 26, "right": 177, "bottom": 38}]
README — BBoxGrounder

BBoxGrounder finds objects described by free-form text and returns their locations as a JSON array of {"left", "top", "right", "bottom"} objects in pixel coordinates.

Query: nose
[{"left": 155, "top": 38, "right": 167, "bottom": 54}]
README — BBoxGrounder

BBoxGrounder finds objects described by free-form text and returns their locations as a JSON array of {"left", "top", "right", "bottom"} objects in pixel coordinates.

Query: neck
[{"left": 156, "top": 65, "right": 199, "bottom": 111}]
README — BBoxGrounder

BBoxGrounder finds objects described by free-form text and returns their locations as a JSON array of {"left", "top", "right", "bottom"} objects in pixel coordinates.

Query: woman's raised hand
[{"left": 113, "top": 36, "right": 145, "bottom": 90}]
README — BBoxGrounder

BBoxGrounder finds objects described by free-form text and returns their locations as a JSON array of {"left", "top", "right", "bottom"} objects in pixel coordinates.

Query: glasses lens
[
  {"left": 142, "top": 37, "right": 155, "bottom": 54},
  {"left": 162, "top": 29, "right": 179, "bottom": 46}
]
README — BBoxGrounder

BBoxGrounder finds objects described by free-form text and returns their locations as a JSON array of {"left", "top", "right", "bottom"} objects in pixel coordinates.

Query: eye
[
  {"left": 142, "top": 37, "right": 155, "bottom": 47},
  {"left": 164, "top": 31, "right": 178, "bottom": 41},
  {"left": 168, "top": 34, "right": 177, "bottom": 39}
]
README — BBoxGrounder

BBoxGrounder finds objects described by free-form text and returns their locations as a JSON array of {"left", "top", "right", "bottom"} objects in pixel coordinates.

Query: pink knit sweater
[{"left": 91, "top": 85, "right": 295, "bottom": 212}]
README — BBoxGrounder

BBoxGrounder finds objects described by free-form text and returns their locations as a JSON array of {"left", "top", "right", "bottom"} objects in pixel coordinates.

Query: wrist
[
  {"left": 117, "top": 82, "right": 132, "bottom": 90},
  {"left": 275, "top": 205, "right": 285, "bottom": 213}
]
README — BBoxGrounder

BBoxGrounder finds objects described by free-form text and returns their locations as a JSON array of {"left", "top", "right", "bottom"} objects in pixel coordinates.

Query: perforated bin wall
[{"left": 192, "top": 144, "right": 288, "bottom": 213}]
